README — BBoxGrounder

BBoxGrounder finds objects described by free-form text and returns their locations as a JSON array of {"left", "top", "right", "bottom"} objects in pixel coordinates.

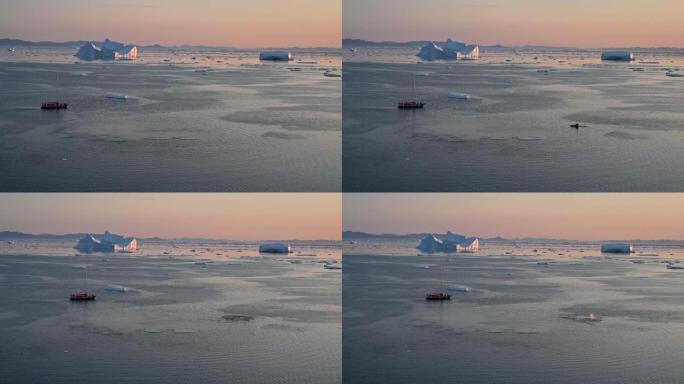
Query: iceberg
[
  {"left": 75, "top": 231, "right": 138, "bottom": 253},
  {"left": 447, "top": 285, "right": 470, "bottom": 293},
  {"left": 448, "top": 92, "right": 470, "bottom": 100},
  {"left": 455, "top": 238, "right": 479, "bottom": 253},
  {"left": 417, "top": 42, "right": 445, "bottom": 61},
  {"left": 258, "top": 243, "right": 292, "bottom": 253},
  {"left": 417, "top": 39, "right": 480, "bottom": 61},
  {"left": 417, "top": 234, "right": 444, "bottom": 253},
  {"left": 259, "top": 51, "right": 293, "bottom": 61},
  {"left": 105, "top": 92, "right": 128, "bottom": 100},
  {"left": 600, "top": 243, "right": 634, "bottom": 254},
  {"left": 105, "top": 285, "right": 128, "bottom": 292},
  {"left": 417, "top": 231, "right": 480, "bottom": 253},
  {"left": 75, "top": 38, "right": 138, "bottom": 61},
  {"left": 601, "top": 51, "right": 634, "bottom": 61}
]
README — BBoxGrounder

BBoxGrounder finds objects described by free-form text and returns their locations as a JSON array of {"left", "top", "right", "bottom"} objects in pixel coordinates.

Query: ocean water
[
  {"left": 343, "top": 241, "right": 684, "bottom": 383},
  {"left": 343, "top": 47, "right": 684, "bottom": 191},
  {"left": 0, "top": 239, "right": 341, "bottom": 383},
  {"left": 0, "top": 47, "right": 341, "bottom": 191}
]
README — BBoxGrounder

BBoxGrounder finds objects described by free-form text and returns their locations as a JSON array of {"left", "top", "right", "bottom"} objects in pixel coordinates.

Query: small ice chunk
[{"left": 448, "top": 92, "right": 470, "bottom": 100}]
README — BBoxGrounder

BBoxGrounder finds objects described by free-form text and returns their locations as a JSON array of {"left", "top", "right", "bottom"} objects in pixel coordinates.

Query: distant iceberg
[
  {"left": 259, "top": 51, "right": 293, "bottom": 61},
  {"left": 258, "top": 243, "right": 292, "bottom": 253},
  {"left": 75, "top": 231, "right": 138, "bottom": 253},
  {"left": 417, "top": 39, "right": 479, "bottom": 61},
  {"left": 600, "top": 243, "right": 634, "bottom": 254},
  {"left": 105, "top": 285, "right": 128, "bottom": 292},
  {"left": 601, "top": 51, "right": 634, "bottom": 61},
  {"left": 75, "top": 38, "right": 138, "bottom": 61},
  {"left": 417, "top": 231, "right": 480, "bottom": 253},
  {"left": 417, "top": 234, "right": 444, "bottom": 253}
]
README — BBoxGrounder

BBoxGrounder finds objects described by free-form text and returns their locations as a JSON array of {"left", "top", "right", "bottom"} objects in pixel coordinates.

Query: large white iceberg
[
  {"left": 417, "top": 39, "right": 479, "bottom": 61},
  {"left": 417, "top": 231, "right": 480, "bottom": 253},
  {"left": 600, "top": 243, "right": 634, "bottom": 254},
  {"left": 75, "top": 231, "right": 138, "bottom": 253},
  {"left": 259, "top": 243, "right": 292, "bottom": 253},
  {"left": 601, "top": 51, "right": 634, "bottom": 61},
  {"left": 259, "top": 51, "right": 293, "bottom": 61},
  {"left": 75, "top": 38, "right": 138, "bottom": 61}
]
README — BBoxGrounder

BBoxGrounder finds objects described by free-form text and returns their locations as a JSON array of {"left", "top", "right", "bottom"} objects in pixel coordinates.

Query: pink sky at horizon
[
  {"left": 344, "top": 194, "right": 684, "bottom": 241},
  {"left": 0, "top": 0, "right": 340, "bottom": 48},
  {"left": 344, "top": 0, "right": 684, "bottom": 48},
  {"left": 0, "top": 194, "right": 341, "bottom": 240}
]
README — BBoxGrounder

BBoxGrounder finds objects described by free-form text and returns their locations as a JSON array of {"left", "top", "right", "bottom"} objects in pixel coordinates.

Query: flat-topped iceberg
[
  {"left": 600, "top": 243, "right": 634, "bottom": 254},
  {"left": 259, "top": 51, "right": 293, "bottom": 61},
  {"left": 417, "top": 231, "right": 480, "bottom": 253},
  {"left": 258, "top": 243, "right": 292, "bottom": 253},
  {"left": 601, "top": 51, "right": 634, "bottom": 61},
  {"left": 417, "top": 39, "right": 479, "bottom": 61},
  {"left": 75, "top": 231, "right": 137, "bottom": 253}
]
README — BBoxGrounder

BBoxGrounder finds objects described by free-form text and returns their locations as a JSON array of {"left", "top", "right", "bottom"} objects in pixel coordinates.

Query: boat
[
  {"left": 398, "top": 75, "right": 425, "bottom": 109},
  {"left": 425, "top": 292, "right": 451, "bottom": 301},
  {"left": 70, "top": 266, "right": 95, "bottom": 301},
  {"left": 70, "top": 292, "right": 96, "bottom": 301},
  {"left": 425, "top": 255, "right": 450, "bottom": 300},
  {"left": 41, "top": 101, "right": 68, "bottom": 110},
  {"left": 42, "top": 71, "right": 68, "bottom": 109},
  {"left": 398, "top": 101, "right": 425, "bottom": 109}
]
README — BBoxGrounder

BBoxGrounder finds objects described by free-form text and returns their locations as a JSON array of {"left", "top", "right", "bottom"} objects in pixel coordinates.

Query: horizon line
[
  {"left": 342, "top": 37, "right": 684, "bottom": 50},
  {"left": 0, "top": 37, "right": 341, "bottom": 50},
  {"left": 342, "top": 230, "right": 684, "bottom": 243},
  {"left": 0, "top": 230, "right": 341, "bottom": 243}
]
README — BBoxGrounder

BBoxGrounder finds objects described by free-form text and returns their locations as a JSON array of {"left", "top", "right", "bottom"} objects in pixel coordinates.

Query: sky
[
  {"left": 344, "top": 0, "right": 684, "bottom": 48},
  {"left": 0, "top": 193, "right": 341, "bottom": 240},
  {"left": 344, "top": 194, "right": 684, "bottom": 241},
  {"left": 0, "top": 0, "right": 340, "bottom": 47}
]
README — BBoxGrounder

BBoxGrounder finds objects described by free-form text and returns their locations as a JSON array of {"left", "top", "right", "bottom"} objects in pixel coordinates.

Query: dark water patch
[
  {"left": 262, "top": 131, "right": 306, "bottom": 140},
  {"left": 220, "top": 303, "right": 339, "bottom": 323},
  {"left": 221, "top": 314, "right": 255, "bottom": 322}
]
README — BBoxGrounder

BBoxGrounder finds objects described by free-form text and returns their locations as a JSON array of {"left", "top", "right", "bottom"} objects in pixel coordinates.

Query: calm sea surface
[
  {"left": 343, "top": 47, "right": 684, "bottom": 191},
  {"left": 344, "top": 239, "right": 684, "bottom": 383},
  {"left": 0, "top": 47, "right": 341, "bottom": 191},
  {"left": 0, "top": 239, "right": 341, "bottom": 383}
]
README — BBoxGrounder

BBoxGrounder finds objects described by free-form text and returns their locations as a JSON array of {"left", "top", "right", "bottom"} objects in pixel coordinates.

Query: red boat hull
[
  {"left": 42, "top": 102, "right": 68, "bottom": 110},
  {"left": 70, "top": 292, "right": 96, "bottom": 301},
  {"left": 425, "top": 292, "right": 451, "bottom": 301}
]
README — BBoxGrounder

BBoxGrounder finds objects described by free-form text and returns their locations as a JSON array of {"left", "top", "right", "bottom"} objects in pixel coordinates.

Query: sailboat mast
[{"left": 441, "top": 256, "right": 445, "bottom": 292}]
